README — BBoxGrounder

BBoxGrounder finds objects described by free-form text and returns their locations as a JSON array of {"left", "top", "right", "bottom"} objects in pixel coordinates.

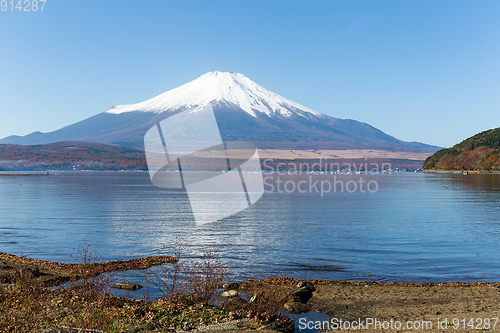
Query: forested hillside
[{"left": 423, "top": 128, "right": 500, "bottom": 171}]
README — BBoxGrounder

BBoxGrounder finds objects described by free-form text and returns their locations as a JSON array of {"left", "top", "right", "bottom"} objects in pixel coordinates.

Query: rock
[
  {"left": 306, "top": 285, "right": 316, "bottom": 292},
  {"left": 292, "top": 282, "right": 316, "bottom": 303},
  {"left": 111, "top": 282, "right": 143, "bottom": 291},
  {"left": 292, "top": 287, "right": 314, "bottom": 303},
  {"left": 297, "top": 281, "right": 315, "bottom": 290},
  {"left": 283, "top": 301, "right": 309, "bottom": 314},
  {"left": 223, "top": 282, "right": 239, "bottom": 290},
  {"left": 221, "top": 289, "right": 238, "bottom": 297}
]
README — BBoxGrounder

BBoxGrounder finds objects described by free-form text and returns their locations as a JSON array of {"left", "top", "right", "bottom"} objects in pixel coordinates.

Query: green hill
[{"left": 423, "top": 128, "right": 500, "bottom": 171}]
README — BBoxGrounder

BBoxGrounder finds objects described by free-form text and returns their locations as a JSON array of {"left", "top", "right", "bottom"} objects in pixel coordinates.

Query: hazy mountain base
[
  {"left": 0, "top": 141, "right": 146, "bottom": 171},
  {"left": 423, "top": 127, "right": 500, "bottom": 171},
  {"left": 0, "top": 142, "right": 428, "bottom": 172}
]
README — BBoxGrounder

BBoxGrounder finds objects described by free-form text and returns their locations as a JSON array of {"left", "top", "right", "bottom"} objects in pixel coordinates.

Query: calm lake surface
[{"left": 1, "top": 171, "right": 500, "bottom": 297}]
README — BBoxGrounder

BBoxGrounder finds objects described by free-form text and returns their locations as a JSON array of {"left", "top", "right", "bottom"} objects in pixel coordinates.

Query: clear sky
[{"left": 0, "top": 0, "right": 499, "bottom": 148}]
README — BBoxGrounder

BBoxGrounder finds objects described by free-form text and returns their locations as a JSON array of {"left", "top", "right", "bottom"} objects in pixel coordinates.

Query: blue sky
[{"left": 0, "top": 0, "right": 499, "bottom": 148}]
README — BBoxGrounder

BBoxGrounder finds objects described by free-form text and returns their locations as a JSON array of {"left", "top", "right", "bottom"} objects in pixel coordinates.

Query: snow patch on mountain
[{"left": 105, "top": 71, "right": 322, "bottom": 118}]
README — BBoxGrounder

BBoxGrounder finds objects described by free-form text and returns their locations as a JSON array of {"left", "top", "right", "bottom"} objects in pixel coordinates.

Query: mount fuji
[{"left": 0, "top": 71, "right": 439, "bottom": 152}]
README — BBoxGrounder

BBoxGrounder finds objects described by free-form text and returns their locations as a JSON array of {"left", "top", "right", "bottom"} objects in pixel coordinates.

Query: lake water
[{"left": 1, "top": 171, "right": 500, "bottom": 298}]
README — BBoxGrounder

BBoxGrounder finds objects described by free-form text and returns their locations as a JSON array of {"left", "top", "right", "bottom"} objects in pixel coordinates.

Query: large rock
[{"left": 292, "top": 285, "right": 316, "bottom": 303}]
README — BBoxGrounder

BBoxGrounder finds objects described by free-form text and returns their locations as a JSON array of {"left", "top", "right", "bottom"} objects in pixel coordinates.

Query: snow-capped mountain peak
[
  {"left": 105, "top": 71, "right": 322, "bottom": 118},
  {"left": 0, "top": 71, "right": 440, "bottom": 153}
]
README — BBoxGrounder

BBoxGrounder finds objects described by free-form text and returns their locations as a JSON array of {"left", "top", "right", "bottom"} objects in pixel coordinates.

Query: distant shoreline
[
  {"left": 421, "top": 170, "right": 500, "bottom": 174},
  {"left": 0, "top": 173, "right": 50, "bottom": 176}
]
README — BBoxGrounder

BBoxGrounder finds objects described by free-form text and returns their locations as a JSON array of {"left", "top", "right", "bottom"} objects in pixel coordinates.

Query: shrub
[
  {"left": 151, "top": 237, "right": 228, "bottom": 304},
  {"left": 184, "top": 247, "right": 228, "bottom": 304},
  {"left": 151, "top": 237, "right": 188, "bottom": 301}
]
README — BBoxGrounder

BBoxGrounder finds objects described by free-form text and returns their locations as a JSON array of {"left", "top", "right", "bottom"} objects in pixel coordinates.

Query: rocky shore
[{"left": 2, "top": 253, "right": 500, "bottom": 333}]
